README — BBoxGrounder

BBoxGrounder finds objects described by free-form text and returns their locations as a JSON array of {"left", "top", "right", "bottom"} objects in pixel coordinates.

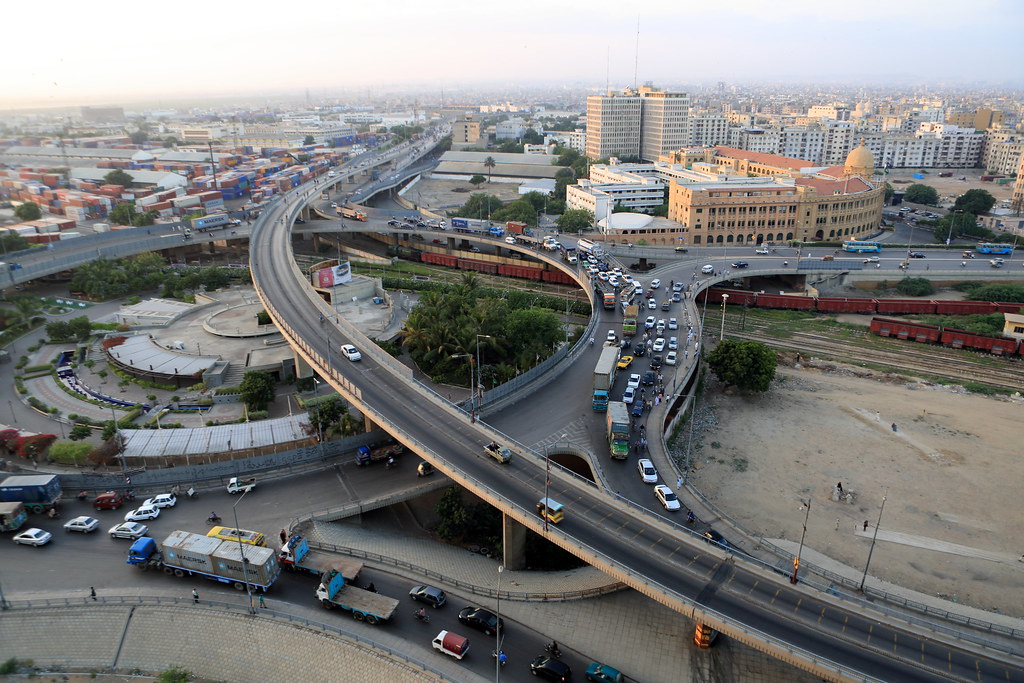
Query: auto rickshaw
[
  {"left": 417, "top": 461, "right": 435, "bottom": 477},
  {"left": 962, "top": 251, "right": 975, "bottom": 259},
  {"left": 536, "top": 497, "right": 565, "bottom": 524}
]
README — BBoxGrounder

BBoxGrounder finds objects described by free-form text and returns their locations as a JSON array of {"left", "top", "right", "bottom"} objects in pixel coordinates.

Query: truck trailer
[
  {"left": 623, "top": 305, "right": 639, "bottom": 337},
  {"left": 338, "top": 206, "right": 368, "bottom": 221},
  {"left": 126, "top": 530, "right": 281, "bottom": 591},
  {"left": 315, "top": 567, "right": 399, "bottom": 625},
  {"left": 606, "top": 402, "right": 630, "bottom": 460},
  {"left": 592, "top": 346, "right": 620, "bottom": 412},
  {"left": 279, "top": 534, "right": 365, "bottom": 578},
  {"left": 0, "top": 475, "right": 62, "bottom": 513}
]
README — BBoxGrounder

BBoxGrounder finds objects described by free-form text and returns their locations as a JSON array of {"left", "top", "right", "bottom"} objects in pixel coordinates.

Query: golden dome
[{"left": 844, "top": 138, "right": 874, "bottom": 177}]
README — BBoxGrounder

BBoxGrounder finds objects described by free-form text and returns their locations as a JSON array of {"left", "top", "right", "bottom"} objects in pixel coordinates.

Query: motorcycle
[
  {"left": 544, "top": 642, "right": 562, "bottom": 658},
  {"left": 207, "top": 514, "right": 222, "bottom": 525},
  {"left": 491, "top": 650, "right": 507, "bottom": 667},
  {"left": 413, "top": 609, "right": 430, "bottom": 623},
  {"left": 385, "top": 457, "right": 396, "bottom": 470}
]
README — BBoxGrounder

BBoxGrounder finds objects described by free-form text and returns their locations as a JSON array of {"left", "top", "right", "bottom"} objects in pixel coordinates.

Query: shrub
[{"left": 49, "top": 441, "right": 91, "bottom": 464}]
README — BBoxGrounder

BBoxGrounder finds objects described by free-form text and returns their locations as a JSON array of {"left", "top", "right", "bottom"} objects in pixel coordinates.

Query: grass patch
[{"left": 732, "top": 457, "right": 749, "bottom": 472}]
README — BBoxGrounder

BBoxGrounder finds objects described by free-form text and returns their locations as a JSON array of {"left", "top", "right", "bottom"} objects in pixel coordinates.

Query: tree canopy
[
  {"left": 303, "top": 135, "right": 315, "bottom": 145},
  {"left": 452, "top": 193, "right": 504, "bottom": 220},
  {"left": 0, "top": 231, "right": 29, "bottom": 253},
  {"left": 103, "top": 169, "right": 135, "bottom": 187},
  {"left": 931, "top": 212, "right": 989, "bottom": 242},
  {"left": 705, "top": 340, "right": 777, "bottom": 392},
  {"left": 14, "top": 201, "right": 41, "bottom": 221},
  {"left": 239, "top": 370, "right": 275, "bottom": 411},
  {"left": 69, "top": 252, "right": 167, "bottom": 299},
  {"left": 469, "top": 174, "right": 486, "bottom": 186},
  {"left": 903, "top": 184, "right": 939, "bottom": 205},
  {"left": 953, "top": 189, "right": 996, "bottom": 216},
  {"left": 556, "top": 208, "right": 594, "bottom": 233},
  {"left": 490, "top": 198, "right": 537, "bottom": 225},
  {"left": 959, "top": 283, "right": 1024, "bottom": 303},
  {"left": 108, "top": 202, "right": 158, "bottom": 227},
  {"left": 894, "top": 277, "right": 935, "bottom": 297}
]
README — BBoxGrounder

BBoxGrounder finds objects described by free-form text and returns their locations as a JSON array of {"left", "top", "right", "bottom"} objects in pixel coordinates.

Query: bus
[
  {"left": 976, "top": 243, "right": 1014, "bottom": 255},
  {"left": 842, "top": 240, "right": 882, "bottom": 253}
]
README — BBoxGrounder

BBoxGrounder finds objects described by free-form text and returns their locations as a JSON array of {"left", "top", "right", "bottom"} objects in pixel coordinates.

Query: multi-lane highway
[{"left": 249, "top": 160, "right": 1024, "bottom": 680}]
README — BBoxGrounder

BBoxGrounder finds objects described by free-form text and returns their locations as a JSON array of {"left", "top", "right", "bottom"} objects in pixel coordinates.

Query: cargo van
[{"left": 536, "top": 497, "right": 565, "bottom": 524}]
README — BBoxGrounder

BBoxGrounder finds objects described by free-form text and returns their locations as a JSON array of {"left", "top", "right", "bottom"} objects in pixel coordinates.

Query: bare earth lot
[{"left": 690, "top": 360, "right": 1024, "bottom": 618}]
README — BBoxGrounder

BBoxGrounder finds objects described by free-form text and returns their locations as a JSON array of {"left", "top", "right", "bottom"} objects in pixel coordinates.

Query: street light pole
[
  {"left": 476, "top": 334, "right": 491, "bottom": 419},
  {"left": 719, "top": 294, "right": 729, "bottom": 341},
  {"left": 450, "top": 353, "right": 474, "bottom": 421},
  {"left": 232, "top": 488, "right": 256, "bottom": 614},
  {"left": 859, "top": 495, "right": 887, "bottom": 592},
  {"left": 495, "top": 564, "right": 504, "bottom": 680},
  {"left": 946, "top": 211, "right": 960, "bottom": 245},
  {"left": 791, "top": 499, "right": 811, "bottom": 584}
]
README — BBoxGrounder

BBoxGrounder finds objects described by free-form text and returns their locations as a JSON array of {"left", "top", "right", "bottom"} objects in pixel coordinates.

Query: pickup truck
[
  {"left": 484, "top": 441, "right": 512, "bottom": 464},
  {"left": 226, "top": 477, "right": 256, "bottom": 494}
]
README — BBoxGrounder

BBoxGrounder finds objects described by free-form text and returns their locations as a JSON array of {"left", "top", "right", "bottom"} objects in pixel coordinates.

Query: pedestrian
[
  {"left": 90, "top": 587, "right": 97, "bottom": 601},
  {"left": 837, "top": 482, "right": 843, "bottom": 494},
  {"left": 258, "top": 594, "right": 266, "bottom": 608},
  {"left": 835, "top": 518, "right": 840, "bottom": 531},
  {"left": 863, "top": 520, "right": 869, "bottom": 532},
  {"left": 891, "top": 422, "right": 898, "bottom": 432},
  {"left": 192, "top": 588, "right": 199, "bottom": 604},
  {"left": 677, "top": 477, "right": 683, "bottom": 489},
  {"left": 875, "top": 411, "right": 880, "bottom": 422},
  {"left": 280, "top": 529, "right": 287, "bottom": 545}
]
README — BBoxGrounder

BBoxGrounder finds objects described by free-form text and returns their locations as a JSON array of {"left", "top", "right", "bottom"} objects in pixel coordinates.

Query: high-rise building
[
  {"left": 585, "top": 85, "right": 689, "bottom": 161},
  {"left": 638, "top": 86, "right": 691, "bottom": 161}
]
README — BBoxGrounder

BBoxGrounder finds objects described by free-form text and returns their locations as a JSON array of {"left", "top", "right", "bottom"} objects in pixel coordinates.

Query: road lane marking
[
  {"left": 817, "top": 607, "right": 826, "bottom": 625},
  {"left": 770, "top": 589, "right": 780, "bottom": 606},
  {"left": 748, "top": 580, "right": 759, "bottom": 597},
  {"left": 792, "top": 597, "right": 802, "bottom": 614}
]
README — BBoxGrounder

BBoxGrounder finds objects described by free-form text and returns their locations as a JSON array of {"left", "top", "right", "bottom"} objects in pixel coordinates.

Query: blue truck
[
  {"left": 0, "top": 474, "right": 62, "bottom": 514},
  {"left": 315, "top": 566, "right": 399, "bottom": 625},
  {"left": 127, "top": 530, "right": 281, "bottom": 592}
]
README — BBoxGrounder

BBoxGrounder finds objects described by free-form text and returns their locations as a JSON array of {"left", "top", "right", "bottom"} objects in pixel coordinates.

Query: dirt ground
[
  {"left": 887, "top": 169, "right": 1016, "bottom": 208},
  {"left": 402, "top": 177, "right": 527, "bottom": 211},
  {"left": 689, "top": 359, "right": 1024, "bottom": 618}
]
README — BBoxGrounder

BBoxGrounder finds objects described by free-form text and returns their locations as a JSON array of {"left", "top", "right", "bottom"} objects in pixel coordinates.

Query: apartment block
[{"left": 585, "top": 85, "right": 689, "bottom": 161}]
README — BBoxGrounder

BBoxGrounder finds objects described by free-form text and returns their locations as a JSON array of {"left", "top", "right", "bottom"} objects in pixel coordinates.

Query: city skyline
[{"left": 5, "top": 0, "right": 1023, "bottom": 109}]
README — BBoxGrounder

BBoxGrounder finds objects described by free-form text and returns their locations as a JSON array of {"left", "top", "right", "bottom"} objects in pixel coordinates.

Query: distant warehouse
[{"left": 430, "top": 151, "right": 562, "bottom": 183}]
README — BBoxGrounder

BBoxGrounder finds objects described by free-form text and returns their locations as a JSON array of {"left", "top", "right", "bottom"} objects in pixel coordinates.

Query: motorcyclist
[
  {"left": 415, "top": 607, "right": 427, "bottom": 620},
  {"left": 387, "top": 456, "right": 395, "bottom": 468},
  {"left": 209, "top": 512, "right": 220, "bottom": 522},
  {"left": 783, "top": 260, "right": 788, "bottom": 267}
]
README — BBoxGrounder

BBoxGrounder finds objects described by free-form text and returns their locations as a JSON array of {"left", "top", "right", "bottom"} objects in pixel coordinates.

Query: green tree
[
  {"left": 306, "top": 396, "right": 348, "bottom": 437},
  {"left": 953, "top": 188, "right": 996, "bottom": 215},
  {"left": 556, "top": 208, "right": 594, "bottom": 233},
  {"left": 962, "top": 284, "right": 1024, "bottom": 303},
  {"left": 490, "top": 199, "right": 537, "bottom": 225},
  {"left": 705, "top": 340, "right": 777, "bottom": 392},
  {"left": 303, "top": 135, "right": 315, "bottom": 146},
  {"left": 434, "top": 486, "right": 471, "bottom": 541},
  {"left": 14, "top": 202, "right": 41, "bottom": 221},
  {"left": 131, "top": 209, "right": 158, "bottom": 227},
  {"left": 103, "top": 169, "right": 135, "bottom": 187},
  {"left": 239, "top": 370, "right": 275, "bottom": 411},
  {"left": 452, "top": 193, "right": 504, "bottom": 220},
  {"left": 129, "top": 130, "right": 148, "bottom": 145},
  {"left": 520, "top": 191, "right": 548, "bottom": 213},
  {"left": 483, "top": 156, "right": 496, "bottom": 183},
  {"left": 894, "top": 277, "right": 935, "bottom": 297},
  {"left": 469, "top": 174, "right": 486, "bottom": 186},
  {"left": 931, "top": 213, "right": 988, "bottom": 242},
  {"left": 883, "top": 182, "right": 894, "bottom": 203},
  {"left": 497, "top": 141, "right": 523, "bottom": 154},
  {"left": 163, "top": 136, "right": 179, "bottom": 148},
  {"left": 0, "top": 231, "right": 29, "bottom": 252},
  {"left": 45, "top": 320, "right": 71, "bottom": 341},
  {"left": 903, "top": 184, "right": 939, "bottom": 205},
  {"left": 108, "top": 202, "right": 137, "bottom": 226},
  {"left": 522, "top": 128, "right": 544, "bottom": 145},
  {"left": 68, "top": 425, "right": 93, "bottom": 441}
]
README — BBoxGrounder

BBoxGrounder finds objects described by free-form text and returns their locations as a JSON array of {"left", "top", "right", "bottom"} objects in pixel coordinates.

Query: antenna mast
[{"left": 633, "top": 16, "right": 640, "bottom": 90}]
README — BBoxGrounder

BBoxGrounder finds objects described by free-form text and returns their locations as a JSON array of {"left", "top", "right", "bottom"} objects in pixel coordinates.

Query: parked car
[
  {"left": 109, "top": 522, "right": 149, "bottom": 540},
  {"left": 409, "top": 585, "right": 447, "bottom": 608},
  {"left": 531, "top": 656, "right": 572, "bottom": 682},
  {"left": 13, "top": 528, "right": 52, "bottom": 546},
  {"left": 63, "top": 516, "right": 100, "bottom": 533},
  {"left": 124, "top": 505, "right": 160, "bottom": 522},
  {"left": 637, "top": 458, "right": 658, "bottom": 484},
  {"left": 457, "top": 606, "right": 503, "bottom": 635}
]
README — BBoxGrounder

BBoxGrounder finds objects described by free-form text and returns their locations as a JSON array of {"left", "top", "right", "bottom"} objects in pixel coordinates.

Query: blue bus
[
  {"left": 842, "top": 240, "right": 882, "bottom": 253},
  {"left": 976, "top": 242, "right": 1014, "bottom": 255}
]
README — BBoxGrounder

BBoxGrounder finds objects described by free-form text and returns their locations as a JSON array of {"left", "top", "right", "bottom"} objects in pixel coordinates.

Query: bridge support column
[
  {"left": 501, "top": 513, "right": 527, "bottom": 570},
  {"left": 363, "top": 415, "right": 377, "bottom": 432},
  {"left": 294, "top": 352, "right": 314, "bottom": 380}
]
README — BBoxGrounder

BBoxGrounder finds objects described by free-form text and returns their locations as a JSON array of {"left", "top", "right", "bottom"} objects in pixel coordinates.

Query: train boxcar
[
  {"left": 993, "top": 302, "right": 1024, "bottom": 314},
  {"left": 934, "top": 301, "right": 997, "bottom": 315},
  {"left": 422, "top": 252, "right": 458, "bottom": 268},
  {"left": 498, "top": 264, "right": 544, "bottom": 280},
  {"left": 870, "top": 318, "right": 941, "bottom": 343},
  {"left": 722, "top": 290, "right": 757, "bottom": 306},
  {"left": 875, "top": 299, "right": 937, "bottom": 315},
  {"left": 456, "top": 258, "right": 499, "bottom": 275},
  {"left": 941, "top": 328, "right": 1019, "bottom": 355},
  {"left": 816, "top": 297, "right": 878, "bottom": 314},
  {"left": 541, "top": 270, "right": 577, "bottom": 285},
  {"left": 755, "top": 293, "right": 816, "bottom": 310}
]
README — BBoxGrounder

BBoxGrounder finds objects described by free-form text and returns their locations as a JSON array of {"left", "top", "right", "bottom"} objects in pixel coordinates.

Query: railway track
[{"left": 705, "top": 313, "right": 1024, "bottom": 390}]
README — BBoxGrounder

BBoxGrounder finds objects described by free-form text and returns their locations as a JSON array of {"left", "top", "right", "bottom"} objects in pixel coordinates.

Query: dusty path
[{"left": 689, "top": 359, "right": 1024, "bottom": 618}]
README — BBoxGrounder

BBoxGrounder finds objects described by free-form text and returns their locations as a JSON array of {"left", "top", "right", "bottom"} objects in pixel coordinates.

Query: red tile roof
[
  {"left": 817, "top": 165, "right": 847, "bottom": 179},
  {"left": 796, "top": 177, "right": 871, "bottom": 194},
  {"left": 713, "top": 146, "right": 814, "bottom": 171}
]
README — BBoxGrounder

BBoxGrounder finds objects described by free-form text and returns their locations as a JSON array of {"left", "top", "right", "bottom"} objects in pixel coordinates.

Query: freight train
[
  {"left": 387, "top": 245, "right": 579, "bottom": 285},
  {"left": 868, "top": 318, "right": 1020, "bottom": 356}
]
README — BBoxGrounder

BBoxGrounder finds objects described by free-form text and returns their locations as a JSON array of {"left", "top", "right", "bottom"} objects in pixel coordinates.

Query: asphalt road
[{"left": 250, "top": 164, "right": 1022, "bottom": 680}]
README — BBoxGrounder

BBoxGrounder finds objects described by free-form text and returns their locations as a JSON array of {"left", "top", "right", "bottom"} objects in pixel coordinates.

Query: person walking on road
[
  {"left": 192, "top": 588, "right": 199, "bottom": 604},
  {"left": 280, "top": 529, "right": 287, "bottom": 545},
  {"left": 258, "top": 594, "right": 266, "bottom": 608},
  {"left": 90, "top": 587, "right": 96, "bottom": 601}
]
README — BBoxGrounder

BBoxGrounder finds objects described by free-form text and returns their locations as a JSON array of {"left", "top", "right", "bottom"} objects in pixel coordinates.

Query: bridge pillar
[
  {"left": 501, "top": 513, "right": 527, "bottom": 570},
  {"left": 363, "top": 414, "right": 377, "bottom": 432},
  {"left": 294, "top": 352, "right": 314, "bottom": 379}
]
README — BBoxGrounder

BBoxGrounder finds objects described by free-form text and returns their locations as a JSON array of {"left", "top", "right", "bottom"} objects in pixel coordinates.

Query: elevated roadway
[{"left": 249, "top": 172, "right": 1023, "bottom": 679}]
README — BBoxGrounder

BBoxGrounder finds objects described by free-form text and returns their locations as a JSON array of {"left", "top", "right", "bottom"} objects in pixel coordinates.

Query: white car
[
  {"left": 644, "top": 316, "right": 656, "bottom": 329},
  {"left": 637, "top": 458, "right": 658, "bottom": 484},
  {"left": 666, "top": 351, "right": 678, "bottom": 366},
  {"left": 650, "top": 279, "right": 661, "bottom": 289},
  {"left": 668, "top": 337, "right": 678, "bottom": 351},
  {"left": 144, "top": 493, "right": 176, "bottom": 508},
  {"left": 13, "top": 528, "right": 53, "bottom": 546},
  {"left": 622, "top": 387, "right": 637, "bottom": 404},
  {"left": 597, "top": 272, "right": 609, "bottom": 281},
  {"left": 755, "top": 247, "right": 770, "bottom": 255},
  {"left": 654, "top": 485, "right": 681, "bottom": 511},
  {"left": 668, "top": 318, "right": 678, "bottom": 330},
  {"left": 606, "top": 330, "right": 617, "bottom": 343},
  {"left": 701, "top": 264, "right": 715, "bottom": 274},
  {"left": 340, "top": 344, "right": 362, "bottom": 361},
  {"left": 504, "top": 236, "right": 516, "bottom": 244},
  {"left": 109, "top": 522, "right": 149, "bottom": 540},
  {"left": 647, "top": 299, "right": 657, "bottom": 309},
  {"left": 608, "top": 276, "right": 619, "bottom": 287},
  {"left": 652, "top": 338, "right": 666, "bottom": 353},
  {"left": 63, "top": 516, "right": 100, "bottom": 533},
  {"left": 124, "top": 505, "right": 160, "bottom": 522},
  {"left": 627, "top": 373, "right": 641, "bottom": 390}
]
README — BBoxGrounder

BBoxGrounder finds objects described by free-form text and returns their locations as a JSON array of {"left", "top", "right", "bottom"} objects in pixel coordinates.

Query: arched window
[
  {"left": 814, "top": 230, "right": 824, "bottom": 240},
  {"left": 716, "top": 235, "right": 724, "bottom": 243},
  {"left": 726, "top": 235, "right": 734, "bottom": 243},
  {"left": 776, "top": 233, "right": 783, "bottom": 241},
  {"left": 829, "top": 230, "right": 835, "bottom": 238},
  {"left": 786, "top": 232, "right": 794, "bottom": 240}
]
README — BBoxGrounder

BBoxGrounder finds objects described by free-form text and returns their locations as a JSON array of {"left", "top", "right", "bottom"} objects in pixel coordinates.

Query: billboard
[{"left": 316, "top": 262, "right": 352, "bottom": 288}]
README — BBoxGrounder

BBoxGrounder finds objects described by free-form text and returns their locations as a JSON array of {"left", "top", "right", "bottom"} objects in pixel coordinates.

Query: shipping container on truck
[
  {"left": 623, "top": 305, "right": 639, "bottom": 337},
  {"left": 0, "top": 475, "right": 62, "bottom": 514},
  {"left": 126, "top": 531, "right": 281, "bottom": 591},
  {"left": 606, "top": 402, "right": 630, "bottom": 460},
  {"left": 315, "top": 567, "right": 399, "bottom": 625},
  {"left": 505, "top": 221, "right": 528, "bottom": 234},
  {"left": 592, "top": 346, "right": 620, "bottom": 412}
]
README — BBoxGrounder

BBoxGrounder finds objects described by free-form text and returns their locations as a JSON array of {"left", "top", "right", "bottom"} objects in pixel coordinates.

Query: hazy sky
[{"left": 5, "top": 0, "right": 1022, "bottom": 108}]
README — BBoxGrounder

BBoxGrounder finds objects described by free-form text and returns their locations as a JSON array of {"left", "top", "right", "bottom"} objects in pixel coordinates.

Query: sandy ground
[
  {"left": 402, "top": 177, "right": 527, "bottom": 211},
  {"left": 887, "top": 168, "right": 1016, "bottom": 207},
  {"left": 689, "top": 359, "right": 1024, "bottom": 618}
]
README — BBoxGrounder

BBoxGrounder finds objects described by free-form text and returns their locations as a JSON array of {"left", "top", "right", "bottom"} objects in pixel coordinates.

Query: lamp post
[
  {"left": 791, "top": 499, "right": 811, "bottom": 584},
  {"left": 450, "top": 353, "right": 474, "bottom": 421},
  {"left": 859, "top": 495, "right": 887, "bottom": 592},
  {"left": 232, "top": 488, "right": 256, "bottom": 614},
  {"left": 719, "top": 294, "right": 729, "bottom": 341},
  {"left": 946, "top": 210, "right": 961, "bottom": 245},
  {"left": 475, "top": 334, "right": 491, "bottom": 419},
  {"left": 494, "top": 564, "right": 504, "bottom": 680}
]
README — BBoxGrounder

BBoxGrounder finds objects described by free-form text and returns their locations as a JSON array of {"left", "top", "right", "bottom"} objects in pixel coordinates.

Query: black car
[
  {"left": 650, "top": 355, "right": 663, "bottom": 370},
  {"left": 409, "top": 584, "right": 447, "bottom": 608},
  {"left": 387, "top": 220, "right": 400, "bottom": 226},
  {"left": 633, "top": 344, "right": 646, "bottom": 357},
  {"left": 703, "top": 529, "right": 730, "bottom": 550},
  {"left": 642, "top": 371, "right": 655, "bottom": 386},
  {"left": 674, "top": 246, "right": 689, "bottom": 253},
  {"left": 730, "top": 261, "right": 749, "bottom": 268},
  {"left": 457, "top": 606, "right": 503, "bottom": 635},
  {"left": 909, "top": 252, "right": 926, "bottom": 258},
  {"left": 530, "top": 655, "right": 571, "bottom": 682}
]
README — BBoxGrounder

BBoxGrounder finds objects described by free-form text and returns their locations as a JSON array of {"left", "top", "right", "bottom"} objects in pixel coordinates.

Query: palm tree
[{"left": 483, "top": 156, "right": 496, "bottom": 183}]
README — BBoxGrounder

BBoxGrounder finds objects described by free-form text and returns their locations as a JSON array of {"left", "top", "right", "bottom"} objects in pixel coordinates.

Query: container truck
[
  {"left": 338, "top": 206, "right": 368, "bottom": 221},
  {"left": 0, "top": 502, "right": 28, "bottom": 532},
  {"left": 0, "top": 475, "right": 62, "bottom": 514},
  {"left": 593, "top": 346, "right": 620, "bottom": 412},
  {"left": 278, "top": 533, "right": 365, "bottom": 578},
  {"left": 191, "top": 213, "right": 232, "bottom": 232},
  {"left": 126, "top": 530, "right": 281, "bottom": 591},
  {"left": 594, "top": 281, "right": 616, "bottom": 310},
  {"left": 315, "top": 567, "right": 399, "bottom": 625},
  {"left": 606, "top": 402, "right": 630, "bottom": 460},
  {"left": 505, "top": 221, "right": 528, "bottom": 234},
  {"left": 623, "top": 305, "right": 639, "bottom": 337},
  {"left": 577, "top": 238, "right": 603, "bottom": 257},
  {"left": 451, "top": 218, "right": 470, "bottom": 229}
]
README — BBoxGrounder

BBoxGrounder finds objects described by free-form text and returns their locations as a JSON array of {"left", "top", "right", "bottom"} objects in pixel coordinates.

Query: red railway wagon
[
  {"left": 941, "top": 328, "right": 1019, "bottom": 355},
  {"left": 754, "top": 293, "right": 816, "bottom": 310},
  {"left": 869, "top": 317, "right": 941, "bottom": 343},
  {"left": 701, "top": 288, "right": 728, "bottom": 304},
  {"left": 993, "top": 302, "right": 1024, "bottom": 314},
  {"left": 541, "top": 270, "right": 577, "bottom": 285},
  {"left": 422, "top": 252, "right": 458, "bottom": 267},
  {"left": 723, "top": 290, "right": 757, "bottom": 306},
  {"left": 498, "top": 263, "right": 544, "bottom": 280},
  {"left": 875, "top": 299, "right": 938, "bottom": 315},
  {"left": 934, "top": 301, "right": 997, "bottom": 315},
  {"left": 816, "top": 297, "right": 878, "bottom": 314},
  {"left": 456, "top": 258, "right": 499, "bottom": 274}
]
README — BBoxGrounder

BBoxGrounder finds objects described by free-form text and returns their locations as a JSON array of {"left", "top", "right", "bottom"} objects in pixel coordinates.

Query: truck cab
[{"left": 126, "top": 537, "right": 158, "bottom": 565}]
